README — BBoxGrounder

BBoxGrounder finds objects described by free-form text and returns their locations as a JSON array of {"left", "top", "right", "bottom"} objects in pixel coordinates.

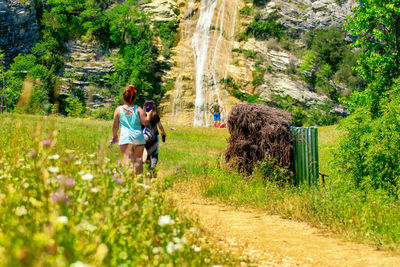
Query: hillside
[{"left": 0, "top": 0, "right": 362, "bottom": 126}]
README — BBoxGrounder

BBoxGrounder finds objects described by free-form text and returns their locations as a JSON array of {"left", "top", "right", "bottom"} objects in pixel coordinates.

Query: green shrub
[
  {"left": 252, "top": 67, "right": 265, "bottom": 86},
  {"left": 310, "top": 26, "right": 347, "bottom": 72},
  {"left": 240, "top": 5, "right": 252, "bottom": 16},
  {"left": 91, "top": 107, "right": 114, "bottom": 120},
  {"left": 246, "top": 12, "right": 285, "bottom": 40},
  {"left": 64, "top": 94, "right": 86, "bottom": 118},
  {"left": 243, "top": 49, "right": 256, "bottom": 59},
  {"left": 335, "top": 85, "right": 400, "bottom": 195},
  {"left": 253, "top": 156, "right": 294, "bottom": 185}
]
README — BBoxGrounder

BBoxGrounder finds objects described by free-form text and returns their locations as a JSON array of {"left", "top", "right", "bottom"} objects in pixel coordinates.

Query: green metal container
[{"left": 290, "top": 126, "right": 319, "bottom": 186}]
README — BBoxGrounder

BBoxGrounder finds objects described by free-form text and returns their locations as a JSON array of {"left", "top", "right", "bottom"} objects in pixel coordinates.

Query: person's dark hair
[
  {"left": 123, "top": 85, "right": 137, "bottom": 104},
  {"left": 143, "top": 100, "right": 156, "bottom": 111}
]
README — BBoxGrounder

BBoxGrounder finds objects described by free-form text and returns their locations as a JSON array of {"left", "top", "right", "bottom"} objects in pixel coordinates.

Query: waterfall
[
  {"left": 169, "top": 0, "right": 239, "bottom": 126},
  {"left": 208, "top": 0, "right": 226, "bottom": 125},
  {"left": 192, "top": 0, "right": 217, "bottom": 126}
]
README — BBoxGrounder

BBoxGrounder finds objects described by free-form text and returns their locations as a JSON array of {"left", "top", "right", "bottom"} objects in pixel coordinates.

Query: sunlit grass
[
  {"left": 165, "top": 123, "right": 400, "bottom": 253},
  {"left": 0, "top": 114, "right": 237, "bottom": 266}
]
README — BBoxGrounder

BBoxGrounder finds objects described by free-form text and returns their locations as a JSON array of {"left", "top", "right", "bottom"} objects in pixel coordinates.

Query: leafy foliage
[
  {"left": 345, "top": 0, "right": 400, "bottom": 117},
  {"left": 335, "top": 79, "right": 400, "bottom": 194},
  {"left": 270, "top": 95, "right": 340, "bottom": 126},
  {"left": 5, "top": 0, "right": 175, "bottom": 116},
  {"left": 253, "top": 156, "right": 294, "bottom": 186},
  {"left": 335, "top": 1, "right": 400, "bottom": 195},
  {"left": 300, "top": 27, "right": 365, "bottom": 101},
  {"left": 246, "top": 11, "right": 285, "bottom": 40}
]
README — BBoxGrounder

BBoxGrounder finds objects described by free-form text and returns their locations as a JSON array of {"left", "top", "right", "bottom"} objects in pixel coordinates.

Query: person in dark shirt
[{"left": 142, "top": 100, "right": 166, "bottom": 173}]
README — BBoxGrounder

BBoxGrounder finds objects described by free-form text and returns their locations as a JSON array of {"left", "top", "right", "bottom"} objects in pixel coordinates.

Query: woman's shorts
[{"left": 119, "top": 128, "right": 146, "bottom": 145}]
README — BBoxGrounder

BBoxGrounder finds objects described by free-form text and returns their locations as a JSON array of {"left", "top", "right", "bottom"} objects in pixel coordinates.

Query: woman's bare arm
[
  {"left": 138, "top": 106, "right": 154, "bottom": 126},
  {"left": 112, "top": 107, "right": 120, "bottom": 142},
  {"left": 157, "top": 121, "right": 166, "bottom": 136}
]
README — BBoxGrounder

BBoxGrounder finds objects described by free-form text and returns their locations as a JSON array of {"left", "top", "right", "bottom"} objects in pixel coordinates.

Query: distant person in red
[{"left": 209, "top": 99, "right": 223, "bottom": 127}]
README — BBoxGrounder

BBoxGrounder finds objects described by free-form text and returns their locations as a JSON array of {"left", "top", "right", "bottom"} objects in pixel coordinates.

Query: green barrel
[{"left": 290, "top": 126, "right": 319, "bottom": 186}]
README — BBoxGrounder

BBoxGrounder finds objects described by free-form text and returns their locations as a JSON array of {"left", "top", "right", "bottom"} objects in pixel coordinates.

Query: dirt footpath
[{"left": 169, "top": 185, "right": 400, "bottom": 266}]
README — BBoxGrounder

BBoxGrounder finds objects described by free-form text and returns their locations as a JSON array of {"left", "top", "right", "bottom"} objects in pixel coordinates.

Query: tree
[
  {"left": 345, "top": 0, "right": 400, "bottom": 116},
  {"left": 311, "top": 26, "right": 347, "bottom": 72},
  {"left": 334, "top": 1, "right": 400, "bottom": 194}
]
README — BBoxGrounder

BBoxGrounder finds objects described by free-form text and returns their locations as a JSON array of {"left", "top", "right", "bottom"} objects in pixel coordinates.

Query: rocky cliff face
[
  {"left": 60, "top": 40, "right": 116, "bottom": 109},
  {"left": 141, "top": 0, "right": 177, "bottom": 22},
  {"left": 59, "top": 0, "right": 178, "bottom": 110},
  {"left": 261, "top": 0, "right": 358, "bottom": 37},
  {"left": 0, "top": 0, "right": 39, "bottom": 66},
  {"left": 160, "top": 0, "right": 356, "bottom": 125},
  {"left": 234, "top": 0, "right": 357, "bottom": 111}
]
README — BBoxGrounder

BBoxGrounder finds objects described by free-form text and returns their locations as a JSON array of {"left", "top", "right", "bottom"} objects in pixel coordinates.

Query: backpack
[{"left": 143, "top": 125, "right": 156, "bottom": 141}]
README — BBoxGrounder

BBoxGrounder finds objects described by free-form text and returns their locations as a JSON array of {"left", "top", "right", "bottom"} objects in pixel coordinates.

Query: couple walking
[{"left": 111, "top": 85, "right": 166, "bottom": 175}]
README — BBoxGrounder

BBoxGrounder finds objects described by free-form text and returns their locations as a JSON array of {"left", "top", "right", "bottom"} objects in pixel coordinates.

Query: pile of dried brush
[{"left": 225, "top": 103, "right": 293, "bottom": 173}]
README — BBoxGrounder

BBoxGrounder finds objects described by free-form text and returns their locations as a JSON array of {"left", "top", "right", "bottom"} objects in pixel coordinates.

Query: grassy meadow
[
  {"left": 164, "top": 122, "right": 400, "bottom": 253},
  {"left": 0, "top": 114, "right": 236, "bottom": 266},
  {"left": 2, "top": 113, "right": 400, "bottom": 266}
]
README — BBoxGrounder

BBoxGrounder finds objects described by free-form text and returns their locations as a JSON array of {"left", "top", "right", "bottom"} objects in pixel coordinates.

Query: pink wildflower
[{"left": 42, "top": 140, "right": 51, "bottom": 146}]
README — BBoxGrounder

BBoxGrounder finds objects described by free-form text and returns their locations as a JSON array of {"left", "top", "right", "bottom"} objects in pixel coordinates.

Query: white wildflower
[
  {"left": 173, "top": 242, "right": 184, "bottom": 251},
  {"left": 193, "top": 245, "right": 201, "bottom": 252},
  {"left": 75, "top": 160, "right": 82, "bottom": 165},
  {"left": 181, "top": 236, "right": 188, "bottom": 244},
  {"left": 57, "top": 216, "right": 68, "bottom": 224},
  {"left": 15, "top": 206, "right": 27, "bottom": 216},
  {"left": 152, "top": 247, "right": 161, "bottom": 254},
  {"left": 89, "top": 154, "right": 95, "bottom": 158},
  {"left": 77, "top": 220, "right": 97, "bottom": 232},
  {"left": 48, "top": 154, "right": 60, "bottom": 160},
  {"left": 158, "top": 215, "right": 175, "bottom": 226},
  {"left": 138, "top": 183, "right": 150, "bottom": 190},
  {"left": 70, "top": 261, "right": 89, "bottom": 267},
  {"left": 173, "top": 237, "right": 181, "bottom": 244},
  {"left": 166, "top": 242, "right": 175, "bottom": 254},
  {"left": 90, "top": 187, "right": 99, "bottom": 193},
  {"left": 48, "top": 166, "right": 59, "bottom": 173},
  {"left": 81, "top": 173, "right": 93, "bottom": 181}
]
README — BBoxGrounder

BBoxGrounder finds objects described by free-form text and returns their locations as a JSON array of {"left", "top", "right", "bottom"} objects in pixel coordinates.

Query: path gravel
[{"left": 169, "top": 185, "right": 400, "bottom": 266}]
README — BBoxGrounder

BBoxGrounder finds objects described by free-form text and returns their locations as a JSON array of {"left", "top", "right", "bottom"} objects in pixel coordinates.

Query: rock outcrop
[
  {"left": 261, "top": 0, "right": 358, "bottom": 38},
  {"left": 60, "top": 40, "right": 115, "bottom": 109},
  {"left": 0, "top": 0, "right": 39, "bottom": 66},
  {"left": 141, "top": 0, "right": 177, "bottom": 22}
]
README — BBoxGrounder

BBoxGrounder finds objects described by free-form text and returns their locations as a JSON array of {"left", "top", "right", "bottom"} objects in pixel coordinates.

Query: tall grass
[
  {"left": 0, "top": 114, "right": 236, "bottom": 266},
  {"left": 168, "top": 124, "right": 400, "bottom": 252}
]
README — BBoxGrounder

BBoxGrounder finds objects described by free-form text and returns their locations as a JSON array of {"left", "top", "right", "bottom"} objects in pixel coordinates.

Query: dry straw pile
[{"left": 225, "top": 103, "right": 293, "bottom": 173}]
